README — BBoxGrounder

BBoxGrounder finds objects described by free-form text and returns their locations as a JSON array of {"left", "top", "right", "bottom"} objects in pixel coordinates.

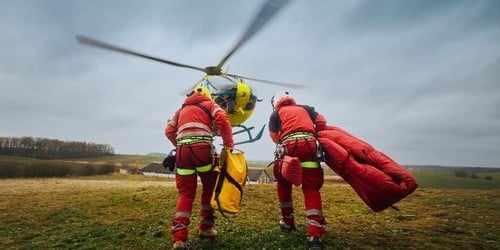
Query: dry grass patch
[{"left": 0, "top": 175, "right": 498, "bottom": 249}]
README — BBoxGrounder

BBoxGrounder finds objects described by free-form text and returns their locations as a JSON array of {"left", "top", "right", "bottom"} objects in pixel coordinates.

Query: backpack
[
  {"left": 277, "top": 155, "right": 302, "bottom": 186},
  {"left": 211, "top": 148, "right": 247, "bottom": 216}
]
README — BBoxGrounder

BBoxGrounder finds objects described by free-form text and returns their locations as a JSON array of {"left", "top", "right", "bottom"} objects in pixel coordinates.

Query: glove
[
  {"left": 162, "top": 149, "right": 176, "bottom": 172},
  {"left": 219, "top": 146, "right": 233, "bottom": 167}
]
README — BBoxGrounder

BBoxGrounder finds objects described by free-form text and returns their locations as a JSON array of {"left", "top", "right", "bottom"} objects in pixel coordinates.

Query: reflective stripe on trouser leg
[
  {"left": 306, "top": 209, "right": 323, "bottom": 217},
  {"left": 199, "top": 204, "right": 215, "bottom": 231},
  {"left": 196, "top": 164, "right": 212, "bottom": 173},
  {"left": 175, "top": 211, "right": 191, "bottom": 218},
  {"left": 275, "top": 162, "right": 294, "bottom": 225},
  {"left": 176, "top": 164, "right": 212, "bottom": 175},
  {"left": 172, "top": 211, "right": 191, "bottom": 242},
  {"left": 280, "top": 201, "right": 295, "bottom": 225},
  {"left": 301, "top": 167, "right": 324, "bottom": 237},
  {"left": 177, "top": 168, "right": 196, "bottom": 175},
  {"left": 198, "top": 167, "right": 216, "bottom": 231},
  {"left": 306, "top": 209, "right": 326, "bottom": 237},
  {"left": 173, "top": 173, "right": 197, "bottom": 242}
]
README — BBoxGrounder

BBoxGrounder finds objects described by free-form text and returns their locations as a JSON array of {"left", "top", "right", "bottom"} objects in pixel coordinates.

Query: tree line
[{"left": 0, "top": 136, "right": 115, "bottom": 159}]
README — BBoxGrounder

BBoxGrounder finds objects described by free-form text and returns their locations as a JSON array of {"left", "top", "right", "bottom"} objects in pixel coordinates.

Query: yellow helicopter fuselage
[{"left": 195, "top": 75, "right": 258, "bottom": 126}]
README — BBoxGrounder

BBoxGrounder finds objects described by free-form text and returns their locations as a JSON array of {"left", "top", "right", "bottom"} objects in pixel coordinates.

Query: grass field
[
  {"left": 412, "top": 170, "right": 500, "bottom": 189},
  {"left": 0, "top": 172, "right": 498, "bottom": 250}
]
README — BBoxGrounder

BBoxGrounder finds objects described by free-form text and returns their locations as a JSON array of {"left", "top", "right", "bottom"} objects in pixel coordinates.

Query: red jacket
[
  {"left": 166, "top": 94, "right": 234, "bottom": 148},
  {"left": 268, "top": 101, "right": 327, "bottom": 143}
]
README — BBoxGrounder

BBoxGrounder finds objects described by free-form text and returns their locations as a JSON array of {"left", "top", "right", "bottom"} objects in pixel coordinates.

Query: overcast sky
[{"left": 1, "top": 0, "right": 499, "bottom": 167}]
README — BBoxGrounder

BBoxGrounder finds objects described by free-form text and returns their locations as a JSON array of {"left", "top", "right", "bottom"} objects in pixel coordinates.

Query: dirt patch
[{"left": 0, "top": 178, "right": 175, "bottom": 194}]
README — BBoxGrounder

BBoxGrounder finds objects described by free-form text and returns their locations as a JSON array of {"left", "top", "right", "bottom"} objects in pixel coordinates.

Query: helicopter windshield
[{"left": 197, "top": 76, "right": 238, "bottom": 112}]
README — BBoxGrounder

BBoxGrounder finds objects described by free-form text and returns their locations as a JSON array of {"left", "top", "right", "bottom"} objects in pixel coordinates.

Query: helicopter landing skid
[{"left": 233, "top": 125, "right": 266, "bottom": 145}]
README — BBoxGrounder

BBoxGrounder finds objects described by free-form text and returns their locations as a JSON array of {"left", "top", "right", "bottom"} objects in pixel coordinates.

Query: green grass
[
  {"left": 412, "top": 170, "right": 500, "bottom": 189},
  {"left": 0, "top": 174, "right": 498, "bottom": 249}
]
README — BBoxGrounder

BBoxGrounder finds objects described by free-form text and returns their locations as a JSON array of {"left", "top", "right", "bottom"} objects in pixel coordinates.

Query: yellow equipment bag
[{"left": 211, "top": 148, "right": 247, "bottom": 215}]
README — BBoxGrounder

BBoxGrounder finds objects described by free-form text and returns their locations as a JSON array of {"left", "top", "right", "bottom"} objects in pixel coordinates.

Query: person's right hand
[{"left": 220, "top": 146, "right": 233, "bottom": 166}]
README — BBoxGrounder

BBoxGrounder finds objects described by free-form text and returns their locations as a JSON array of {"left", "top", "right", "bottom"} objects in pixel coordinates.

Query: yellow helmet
[{"left": 192, "top": 86, "right": 212, "bottom": 101}]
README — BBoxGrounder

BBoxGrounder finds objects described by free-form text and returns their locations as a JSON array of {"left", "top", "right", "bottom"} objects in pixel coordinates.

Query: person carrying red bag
[{"left": 268, "top": 91, "right": 327, "bottom": 249}]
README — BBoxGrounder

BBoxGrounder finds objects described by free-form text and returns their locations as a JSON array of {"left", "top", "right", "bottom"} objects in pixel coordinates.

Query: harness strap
[
  {"left": 281, "top": 132, "right": 315, "bottom": 143},
  {"left": 176, "top": 136, "right": 213, "bottom": 145}
]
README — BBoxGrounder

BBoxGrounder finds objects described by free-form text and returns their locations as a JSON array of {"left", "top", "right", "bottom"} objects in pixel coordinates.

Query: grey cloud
[{"left": 1, "top": 0, "right": 499, "bottom": 167}]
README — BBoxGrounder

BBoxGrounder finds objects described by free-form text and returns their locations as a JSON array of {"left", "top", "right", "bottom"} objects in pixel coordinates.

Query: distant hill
[
  {"left": 405, "top": 164, "right": 500, "bottom": 172},
  {"left": 146, "top": 152, "right": 167, "bottom": 157}
]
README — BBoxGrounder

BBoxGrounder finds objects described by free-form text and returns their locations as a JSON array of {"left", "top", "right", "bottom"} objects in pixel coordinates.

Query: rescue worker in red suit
[
  {"left": 268, "top": 91, "right": 327, "bottom": 250},
  {"left": 165, "top": 87, "right": 234, "bottom": 250}
]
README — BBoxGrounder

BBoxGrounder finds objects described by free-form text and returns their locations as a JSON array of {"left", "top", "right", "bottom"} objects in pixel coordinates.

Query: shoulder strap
[
  {"left": 194, "top": 103, "right": 212, "bottom": 120},
  {"left": 272, "top": 105, "right": 316, "bottom": 131},
  {"left": 297, "top": 104, "right": 318, "bottom": 122}
]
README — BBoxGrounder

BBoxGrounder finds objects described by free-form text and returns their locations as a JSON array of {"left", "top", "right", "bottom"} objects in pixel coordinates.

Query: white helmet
[{"left": 271, "top": 91, "right": 296, "bottom": 109}]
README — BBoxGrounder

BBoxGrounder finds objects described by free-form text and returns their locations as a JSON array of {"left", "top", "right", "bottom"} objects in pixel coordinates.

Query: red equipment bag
[
  {"left": 279, "top": 155, "right": 302, "bottom": 186},
  {"left": 318, "top": 126, "right": 418, "bottom": 212}
]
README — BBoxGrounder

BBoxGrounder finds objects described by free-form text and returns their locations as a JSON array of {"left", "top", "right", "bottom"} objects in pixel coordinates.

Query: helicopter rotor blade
[
  {"left": 214, "top": 0, "right": 291, "bottom": 72},
  {"left": 76, "top": 35, "right": 209, "bottom": 74},
  {"left": 227, "top": 73, "right": 304, "bottom": 89}
]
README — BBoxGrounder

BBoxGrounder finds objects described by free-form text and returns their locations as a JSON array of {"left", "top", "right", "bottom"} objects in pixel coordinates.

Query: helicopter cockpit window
[
  {"left": 244, "top": 94, "right": 257, "bottom": 111},
  {"left": 214, "top": 90, "right": 236, "bottom": 113},
  {"left": 200, "top": 76, "right": 238, "bottom": 113}
]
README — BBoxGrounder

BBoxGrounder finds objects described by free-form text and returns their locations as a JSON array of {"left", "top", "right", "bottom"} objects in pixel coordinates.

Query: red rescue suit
[
  {"left": 165, "top": 93, "right": 234, "bottom": 243},
  {"left": 268, "top": 97, "right": 327, "bottom": 238}
]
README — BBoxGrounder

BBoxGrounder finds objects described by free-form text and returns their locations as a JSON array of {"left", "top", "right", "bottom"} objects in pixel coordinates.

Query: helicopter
[{"left": 76, "top": 0, "right": 302, "bottom": 145}]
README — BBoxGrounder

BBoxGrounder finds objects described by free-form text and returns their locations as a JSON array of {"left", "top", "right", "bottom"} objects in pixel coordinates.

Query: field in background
[
  {"left": 412, "top": 170, "right": 500, "bottom": 189},
  {"left": 0, "top": 174, "right": 498, "bottom": 249}
]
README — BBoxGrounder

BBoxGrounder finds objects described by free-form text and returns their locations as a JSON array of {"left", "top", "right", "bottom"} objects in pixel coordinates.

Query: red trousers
[
  {"left": 171, "top": 143, "right": 216, "bottom": 242},
  {"left": 274, "top": 138, "right": 326, "bottom": 237}
]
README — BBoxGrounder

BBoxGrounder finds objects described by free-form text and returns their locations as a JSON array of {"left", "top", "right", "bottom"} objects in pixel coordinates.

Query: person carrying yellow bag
[{"left": 165, "top": 87, "right": 234, "bottom": 250}]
